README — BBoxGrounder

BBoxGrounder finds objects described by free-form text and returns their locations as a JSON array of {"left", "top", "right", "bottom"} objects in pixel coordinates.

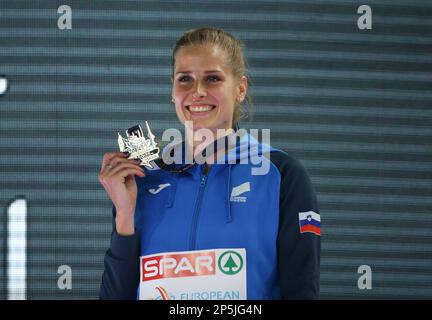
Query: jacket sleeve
[
  {"left": 271, "top": 151, "right": 321, "bottom": 299},
  {"left": 99, "top": 206, "right": 140, "bottom": 300}
]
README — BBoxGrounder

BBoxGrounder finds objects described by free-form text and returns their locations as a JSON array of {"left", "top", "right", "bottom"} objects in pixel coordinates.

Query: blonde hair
[{"left": 172, "top": 27, "right": 252, "bottom": 128}]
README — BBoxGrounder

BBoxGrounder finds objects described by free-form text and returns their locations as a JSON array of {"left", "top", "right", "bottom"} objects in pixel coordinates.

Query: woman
[{"left": 99, "top": 27, "right": 320, "bottom": 300}]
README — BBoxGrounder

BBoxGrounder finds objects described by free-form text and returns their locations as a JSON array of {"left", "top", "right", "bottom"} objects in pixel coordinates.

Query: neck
[{"left": 186, "top": 128, "right": 235, "bottom": 165}]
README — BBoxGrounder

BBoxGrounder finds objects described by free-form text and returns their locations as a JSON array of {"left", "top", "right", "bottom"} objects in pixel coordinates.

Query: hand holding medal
[{"left": 98, "top": 126, "right": 151, "bottom": 235}]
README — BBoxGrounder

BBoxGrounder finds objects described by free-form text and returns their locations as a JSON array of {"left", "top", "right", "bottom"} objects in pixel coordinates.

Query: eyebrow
[{"left": 175, "top": 70, "right": 223, "bottom": 75}]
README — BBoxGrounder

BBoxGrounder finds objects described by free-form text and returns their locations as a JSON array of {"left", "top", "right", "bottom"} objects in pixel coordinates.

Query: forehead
[{"left": 174, "top": 44, "right": 230, "bottom": 73}]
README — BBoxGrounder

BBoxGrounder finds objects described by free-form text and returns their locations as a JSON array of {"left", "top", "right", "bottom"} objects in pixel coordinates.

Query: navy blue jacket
[{"left": 100, "top": 132, "right": 321, "bottom": 299}]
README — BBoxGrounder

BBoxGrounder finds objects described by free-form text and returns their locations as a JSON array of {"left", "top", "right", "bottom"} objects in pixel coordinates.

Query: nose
[{"left": 192, "top": 81, "right": 207, "bottom": 100}]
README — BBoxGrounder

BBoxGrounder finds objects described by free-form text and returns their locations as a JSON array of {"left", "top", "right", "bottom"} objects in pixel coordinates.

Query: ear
[{"left": 237, "top": 75, "right": 248, "bottom": 102}]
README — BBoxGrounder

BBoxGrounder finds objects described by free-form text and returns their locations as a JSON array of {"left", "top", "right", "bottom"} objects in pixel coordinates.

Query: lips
[{"left": 186, "top": 104, "right": 216, "bottom": 113}]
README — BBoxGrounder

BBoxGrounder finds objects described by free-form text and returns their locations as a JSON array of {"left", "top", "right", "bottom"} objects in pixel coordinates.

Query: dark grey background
[{"left": 0, "top": 0, "right": 431, "bottom": 299}]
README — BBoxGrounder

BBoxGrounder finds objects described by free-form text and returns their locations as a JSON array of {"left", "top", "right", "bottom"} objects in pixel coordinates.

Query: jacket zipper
[{"left": 189, "top": 164, "right": 210, "bottom": 250}]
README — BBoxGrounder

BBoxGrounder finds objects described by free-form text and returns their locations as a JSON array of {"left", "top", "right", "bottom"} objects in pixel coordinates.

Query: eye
[
  {"left": 177, "top": 75, "right": 191, "bottom": 82},
  {"left": 207, "top": 75, "right": 220, "bottom": 82}
]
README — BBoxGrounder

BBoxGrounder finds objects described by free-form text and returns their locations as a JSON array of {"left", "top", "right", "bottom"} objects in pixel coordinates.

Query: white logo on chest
[
  {"left": 148, "top": 183, "right": 171, "bottom": 194},
  {"left": 230, "top": 182, "right": 250, "bottom": 203}
]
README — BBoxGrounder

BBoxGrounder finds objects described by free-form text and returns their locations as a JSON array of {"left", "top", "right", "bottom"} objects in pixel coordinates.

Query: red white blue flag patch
[{"left": 299, "top": 211, "right": 321, "bottom": 236}]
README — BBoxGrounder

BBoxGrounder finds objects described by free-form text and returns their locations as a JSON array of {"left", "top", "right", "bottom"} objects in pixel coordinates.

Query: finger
[
  {"left": 99, "top": 160, "right": 140, "bottom": 185},
  {"left": 109, "top": 156, "right": 140, "bottom": 169},
  {"left": 113, "top": 167, "right": 146, "bottom": 180},
  {"left": 101, "top": 152, "right": 129, "bottom": 171},
  {"left": 103, "top": 159, "right": 141, "bottom": 177},
  {"left": 107, "top": 162, "right": 145, "bottom": 178},
  {"left": 101, "top": 164, "right": 144, "bottom": 186}
]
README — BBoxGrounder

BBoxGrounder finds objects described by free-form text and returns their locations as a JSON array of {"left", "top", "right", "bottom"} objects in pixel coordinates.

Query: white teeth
[{"left": 188, "top": 105, "right": 214, "bottom": 112}]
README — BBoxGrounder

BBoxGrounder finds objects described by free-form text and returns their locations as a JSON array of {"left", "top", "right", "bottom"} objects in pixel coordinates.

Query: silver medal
[{"left": 117, "top": 121, "right": 160, "bottom": 169}]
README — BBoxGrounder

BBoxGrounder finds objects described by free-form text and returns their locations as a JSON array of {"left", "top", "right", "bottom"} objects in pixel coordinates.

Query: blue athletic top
[{"left": 100, "top": 132, "right": 321, "bottom": 299}]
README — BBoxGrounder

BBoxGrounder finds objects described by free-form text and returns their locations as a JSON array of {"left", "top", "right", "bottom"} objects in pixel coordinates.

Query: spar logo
[
  {"left": 218, "top": 250, "right": 244, "bottom": 275},
  {"left": 141, "top": 251, "right": 216, "bottom": 281}
]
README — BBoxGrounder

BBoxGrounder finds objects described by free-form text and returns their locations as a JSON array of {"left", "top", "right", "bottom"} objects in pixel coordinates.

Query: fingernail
[{"left": 122, "top": 152, "right": 130, "bottom": 156}]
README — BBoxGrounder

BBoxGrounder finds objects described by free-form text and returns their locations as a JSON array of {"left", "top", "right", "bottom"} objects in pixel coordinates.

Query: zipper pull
[
  {"left": 201, "top": 165, "right": 210, "bottom": 185},
  {"left": 203, "top": 163, "right": 212, "bottom": 175}
]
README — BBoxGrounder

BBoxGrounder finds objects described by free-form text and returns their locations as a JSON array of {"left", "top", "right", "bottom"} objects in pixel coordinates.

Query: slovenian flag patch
[{"left": 299, "top": 211, "right": 321, "bottom": 236}]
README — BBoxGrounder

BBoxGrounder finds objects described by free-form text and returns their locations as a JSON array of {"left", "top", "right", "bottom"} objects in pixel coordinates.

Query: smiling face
[{"left": 171, "top": 44, "right": 247, "bottom": 133}]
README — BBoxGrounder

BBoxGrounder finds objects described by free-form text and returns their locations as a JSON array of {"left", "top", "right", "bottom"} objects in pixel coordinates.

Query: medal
[{"left": 117, "top": 121, "right": 160, "bottom": 169}]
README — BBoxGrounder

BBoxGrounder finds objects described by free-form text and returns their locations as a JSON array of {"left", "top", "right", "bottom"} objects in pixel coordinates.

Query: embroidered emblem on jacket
[{"left": 230, "top": 182, "right": 250, "bottom": 202}]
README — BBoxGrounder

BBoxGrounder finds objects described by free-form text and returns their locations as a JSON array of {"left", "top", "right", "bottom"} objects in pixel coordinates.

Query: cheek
[
  {"left": 214, "top": 87, "right": 234, "bottom": 106},
  {"left": 172, "top": 87, "right": 184, "bottom": 105},
  {"left": 172, "top": 97, "right": 186, "bottom": 123},
  {"left": 174, "top": 104, "right": 185, "bottom": 122},
  {"left": 217, "top": 92, "right": 236, "bottom": 115}
]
